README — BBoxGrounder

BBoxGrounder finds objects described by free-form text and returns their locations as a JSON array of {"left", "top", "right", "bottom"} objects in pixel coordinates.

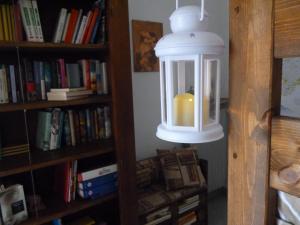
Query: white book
[
  {"left": 24, "top": 0, "right": 38, "bottom": 41},
  {"left": 9, "top": 65, "right": 17, "bottom": 103},
  {"left": 47, "top": 93, "right": 89, "bottom": 101},
  {"left": 75, "top": 15, "right": 87, "bottom": 44},
  {"left": 49, "top": 108, "right": 61, "bottom": 150},
  {"left": 77, "top": 164, "right": 117, "bottom": 182},
  {"left": 50, "top": 87, "right": 86, "bottom": 93},
  {"left": 178, "top": 201, "right": 199, "bottom": 214},
  {"left": 79, "top": 11, "right": 92, "bottom": 44},
  {"left": 68, "top": 110, "right": 76, "bottom": 146},
  {"left": 144, "top": 214, "right": 171, "bottom": 225},
  {"left": 48, "top": 90, "right": 92, "bottom": 97},
  {"left": 71, "top": 9, "right": 83, "bottom": 44},
  {"left": 53, "top": 8, "right": 67, "bottom": 43},
  {"left": 101, "top": 62, "right": 108, "bottom": 94},
  {"left": 61, "top": 12, "right": 71, "bottom": 43},
  {"left": 31, "top": 0, "right": 44, "bottom": 42},
  {"left": 18, "top": 0, "right": 35, "bottom": 41},
  {"left": 39, "top": 62, "right": 46, "bottom": 100}
]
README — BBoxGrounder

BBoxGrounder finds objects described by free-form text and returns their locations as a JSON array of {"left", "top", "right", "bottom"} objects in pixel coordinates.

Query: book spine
[
  {"left": 78, "top": 182, "right": 117, "bottom": 199},
  {"left": 75, "top": 15, "right": 87, "bottom": 44},
  {"left": 14, "top": 4, "right": 23, "bottom": 41},
  {"left": 68, "top": 110, "right": 76, "bottom": 146},
  {"left": 49, "top": 108, "right": 61, "bottom": 150},
  {"left": 72, "top": 160, "right": 78, "bottom": 201},
  {"left": 77, "top": 164, "right": 117, "bottom": 182},
  {"left": 10, "top": 5, "right": 15, "bottom": 41},
  {"left": 18, "top": 0, "right": 35, "bottom": 41},
  {"left": 99, "top": 0, "right": 106, "bottom": 43},
  {"left": 9, "top": 65, "right": 17, "bottom": 103},
  {"left": 24, "top": 0, "right": 38, "bottom": 41},
  {"left": 97, "top": 107, "right": 105, "bottom": 139},
  {"left": 42, "top": 111, "right": 52, "bottom": 151},
  {"left": 57, "top": 59, "right": 67, "bottom": 88},
  {"left": 71, "top": 9, "right": 82, "bottom": 44},
  {"left": 31, "top": 0, "right": 43, "bottom": 42},
  {"left": 64, "top": 9, "right": 79, "bottom": 44},
  {"left": 93, "top": 109, "right": 99, "bottom": 140},
  {"left": 1, "top": 5, "right": 9, "bottom": 41},
  {"left": 57, "top": 110, "right": 64, "bottom": 148},
  {"left": 6, "top": 4, "right": 13, "bottom": 41},
  {"left": 0, "top": 6, "right": 4, "bottom": 41},
  {"left": 85, "top": 109, "right": 92, "bottom": 142},
  {"left": 61, "top": 12, "right": 70, "bottom": 43},
  {"left": 39, "top": 61, "right": 46, "bottom": 100},
  {"left": 80, "top": 11, "right": 92, "bottom": 44},
  {"left": 78, "top": 172, "right": 117, "bottom": 189},
  {"left": 73, "top": 111, "right": 81, "bottom": 145},
  {"left": 33, "top": 61, "right": 41, "bottom": 100},
  {"left": 95, "top": 60, "right": 102, "bottom": 95},
  {"left": 79, "top": 110, "right": 86, "bottom": 144},
  {"left": 101, "top": 62, "right": 108, "bottom": 94},
  {"left": 44, "top": 62, "right": 52, "bottom": 94},
  {"left": 90, "top": 60, "right": 97, "bottom": 93},
  {"left": 84, "top": 7, "right": 99, "bottom": 44},
  {"left": 90, "top": 10, "right": 101, "bottom": 44},
  {"left": 35, "top": 111, "right": 44, "bottom": 150},
  {"left": 63, "top": 113, "right": 71, "bottom": 146},
  {"left": 91, "top": 109, "right": 96, "bottom": 140},
  {"left": 5, "top": 65, "right": 12, "bottom": 103},
  {"left": 53, "top": 8, "right": 67, "bottom": 43},
  {"left": 23, "top": 58, "right": 37, "bottom": 102},
  {"left": 104, "top": 106, "right": 111, "bottom": 138},
  {"left": 0, "top": 65, "right": 8, "bottom": 103}
]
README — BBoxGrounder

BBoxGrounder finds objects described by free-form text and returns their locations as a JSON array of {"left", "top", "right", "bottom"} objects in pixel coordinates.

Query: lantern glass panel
[
  {"left": 161, "top": 61, "right": 167, "bottom": 124},
  {"left": 203, "top": 59, "right": 218, "bottom": 126},
  {"left": 171, "top": 60, "right": 195, "bottom": 127}
]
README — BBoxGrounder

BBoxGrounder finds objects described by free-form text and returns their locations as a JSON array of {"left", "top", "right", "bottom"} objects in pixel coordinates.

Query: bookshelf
[{"left": 0, "top": 0, "right": 137, "bottom": 225}]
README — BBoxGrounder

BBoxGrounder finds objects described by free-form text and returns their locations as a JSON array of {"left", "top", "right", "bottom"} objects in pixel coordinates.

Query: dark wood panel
[
  {"left": 108, "top": 0, "right": 138, "bottom": 225},
  {"left": 228, "top": 0, "right": 276, "bottom": 224},
  {"left": 0, "top": 140, "right": 114, "bottom": 177},
  {"left": 0, "top": 95, "right": 111, "bottom": 112},
  {"left": 270, "top": 117, "right": 300, "bottom": 196},
  {"left": 274, "top": 0, "right": 300, "bottom": 58},
  {"left": 20, "top": 193, "right": 117, "bottom": 225}
]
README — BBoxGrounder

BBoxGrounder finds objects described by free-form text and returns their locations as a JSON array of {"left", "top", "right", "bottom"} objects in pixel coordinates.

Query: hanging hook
[
  {"left": 175, "top": 0, "right": 205, "bottom": 21},
  {"left": 176, "top": 0, "right": 179, "bottom": 9}
]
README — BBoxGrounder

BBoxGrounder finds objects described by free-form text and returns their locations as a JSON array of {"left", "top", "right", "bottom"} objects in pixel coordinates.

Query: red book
[
  {"left": 83, "top": 7, "right": 99, "bottom": 44},
  {"left": 64, "top": 9, "right": 79, "bottom": 44},
  {"left": 14, "top": 4, "right": 23, "bottom": 41},
  {"left": 81, "top": 10, "right": 94, "bottom": 44},
  {"left": 57, "top": 59, "right": 67, "bottom": 88},
  {"left": 80, "top": 59, "right": 91, "bottom": 89}
]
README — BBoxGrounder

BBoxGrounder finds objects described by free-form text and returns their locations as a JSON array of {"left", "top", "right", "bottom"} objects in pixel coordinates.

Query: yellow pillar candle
[{"left": 173, "top": 93, "right": 209, "bottom": 126}]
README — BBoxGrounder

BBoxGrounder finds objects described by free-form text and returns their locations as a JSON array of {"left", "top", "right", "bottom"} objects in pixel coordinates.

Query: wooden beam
[
  {"left": 274, "top": 0, "right": 300, "bottom": 58},
  {"left": 228, "top": 0, "right": 276, "bottom": 224},
  {"left": 270, "top": 117, "right": 300, "bottom": 197}
]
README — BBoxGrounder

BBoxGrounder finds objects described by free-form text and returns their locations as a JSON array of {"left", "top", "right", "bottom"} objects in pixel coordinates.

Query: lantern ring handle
[{"left": 176, "top": 0, "right": 205, "bottom": 21}]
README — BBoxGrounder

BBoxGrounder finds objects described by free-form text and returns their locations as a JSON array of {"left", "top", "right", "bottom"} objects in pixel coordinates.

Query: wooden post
[{"left": 228, "top": 0, "right": 277, "bottom": 224}]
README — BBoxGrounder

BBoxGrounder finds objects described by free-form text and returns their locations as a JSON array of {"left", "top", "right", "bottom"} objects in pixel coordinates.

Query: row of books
[
  {"left": 0, "top": 59, "right": 108, "bottom": 104},
  {"left": 53, "top": 0, "right": 106, "bottom": 44},
  {"left": 78, "top": 164, "right": 117, "bottom": 199},
  {"left": 178, "top": 195, "right": 200, "bottom": 214},
  {"left": 178, "top": 211, "right": 197, "bottom": 225},
  {"left": 0, "top": 4, "right": 18, "bottom": 41},
  {"left": 144, "top": 207, "right": 171, "bottom": 225},
  {"left": 36, "top": 106, "right": 112, "bottom": 151}
]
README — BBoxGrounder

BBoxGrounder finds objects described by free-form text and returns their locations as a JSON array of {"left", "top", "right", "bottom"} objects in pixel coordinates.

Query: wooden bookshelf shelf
[
  {"left": 0, "top": 140, "right": 114, "bottom": 178},
  {"left": 0, "top": 41, "right": 108, "bottom": 52},
  {"left": 20, "top": 193, "right": 117, "bottom": 225},
  {"left": 0, "top": 95, "right": 111, "bottom": 112}
]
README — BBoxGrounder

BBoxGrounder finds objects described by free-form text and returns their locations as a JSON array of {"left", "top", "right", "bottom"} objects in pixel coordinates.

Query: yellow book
[
  {"left": 10, "top": 5, "right": 15, "bottom": 41},
  {"left": 1, "top": 5, "right": 9, "bottom": 41},
  {"left": 6, "top": 4, "right": 12, "bottom": 41},
  {"left": 0, "top": 6, "right": 4, "bottom": 40}
]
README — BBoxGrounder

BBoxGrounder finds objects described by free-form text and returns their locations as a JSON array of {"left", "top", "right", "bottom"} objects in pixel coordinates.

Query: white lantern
[{"left": 155, "top": 0, "right": 225, "bottom": 143}]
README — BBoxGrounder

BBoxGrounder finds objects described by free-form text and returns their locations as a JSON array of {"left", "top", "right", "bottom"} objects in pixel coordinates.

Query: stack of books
[
  {"left": 47, "top": 88, "right": 92, "bottom": 101},
  {"left": 53, "top": 0, "right": 106, "bottom": 44},
  {"left": 178, "top": 211, "right": 197, "bottom": 225},
  {"left": 0, "top": 144, "right": 29, "bottom": 158},
  {"left": 144, "top": 207, "right": 171, "bottom": 225},
  {"left": 77, "top": 164, "right": 117, "bottom": 199},
  {"left": 178, "top": 195, "right": 200, "bottom": 214},
  {"left": 55, "top": 161, "right": 78, "bottom": 203},
  {"left": 36, "top": 106, "right": 112, "bottom": 151}
]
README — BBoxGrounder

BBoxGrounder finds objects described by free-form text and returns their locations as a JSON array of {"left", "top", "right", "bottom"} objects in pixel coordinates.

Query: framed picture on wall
[{"left": 132, "top": 20, "right": 163, "bottom": 72}]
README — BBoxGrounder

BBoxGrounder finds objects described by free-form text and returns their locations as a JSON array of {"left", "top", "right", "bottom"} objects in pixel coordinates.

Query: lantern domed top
[
  {"left": 170, "top": 5, "right": 208, "bottom": 33},
  {"left": 155, "top": 5, "right": 224, "bottom": 57}
]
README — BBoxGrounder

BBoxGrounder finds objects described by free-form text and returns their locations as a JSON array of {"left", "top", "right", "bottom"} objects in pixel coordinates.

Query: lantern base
[{"left": 156, "top": 124, "right": 224, "bottom": 144}]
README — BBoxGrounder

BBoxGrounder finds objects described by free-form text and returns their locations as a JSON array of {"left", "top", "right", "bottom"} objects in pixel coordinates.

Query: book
[
  {"left": 75, "top": 15, "right": 87, "bottom": 44},
  {"left": 39, "top": 61, "right": 46, "bottom": 100},
  {"left": 49, "top": 89, "right": 92, "bottom": 97},
  {"left": 80, "top": 11, "right": 92, "bottom": 44},
  {"left": 50, "top": 87, "right": 86, "bottom": 92},
  {"left": 0, "top": 7, "right": 4, "bottom": 41},
  {"left": 33, "top": 61, "right": 41, "bottom": 99},
  {"left": 104, "top": 106, "right": 111, "bottom": 138},
  {"left": 23, "top": 58, "right": 37, "bottom": 101},
  {"left": 6, "top": 4, "right": 13, "bottom": 41},
  {"left": 71, "top": 9, "right": 83, "bottom": 44},
  {"left": 64, "top": 9, "right": 79, "bottom": 44},
  {"left": 9, "top": 65, "right": 17, "bottom": 103},
  {"left": 1, "top": 5, "right": 9, "bottom": 41},
  {"left": 78, "top": 181, "right": 117, "bottom": 199},
  {"left": 61, "top": 12, "right": 70, "bottom": 42},
  {"left": 90, "top": 60, "right": 97, "bottom": 93},
  {"left": 66, "top": 63, "right": 81, "bottom": 88},
  {"left": 53, "top": 8, "right": 67, "bottom": 43},
  {"left": 36, "top": 110, "right": 52, "bottom": 151},
  {"left": 14, "top": 4, "right": 23, "bottom": 41},
  {"left": 63, "top": 113, "right": 72, "bottom": 146},
  {"left": 77, "top": 164, "right": 117, "bottom": 182},
  {"left": 101, "top": 62, "right": 108, "bottom": 94},
  {"left": 49, "top": 108, "right": 64, "bottom": 150},
  {"left": 83, "top": 7, "right": 99, "bottom": 44},
  {"left": 10, "top": 5, "right": 15, "bottom": 41},
  {"left": 31, "top": 0, "right": 44, "bottom": 42},
  {"left": 144, "top": 214, "right": 171, "bottom": 225},
  {"left": 18, "top": 0, "right": 35, "bottom": 41},
  {"left": 0, "top": 65, "right": 9, "bottom": 104},
  {"left": 78, "top": 172, "right": 117, "bottom": 190},
  {"left": 178, "top": 211, "right": 197, "bottom": 225},
  {"left": 85, "top": 109, "right": 92, "bottom": 142},
  {"left": 26, "top": 0, "right": 38, "bottom": 41},
  {"left": 178, "top": 201, "right": 199, "bottom": 214},
  {"left": 0, "top": 184, "right": 28, "bottom": 225},
  {"left": 146, "top": 207, "right": 170, "bottom": 222},
  {"left": 47, "top": 93, "right": 89, "bottom": 101},
  {"left": 57, "top": 59, "right": 67, "bottom": 88},
  {"left": 79, "top": 110, "right": 86, "bottom": 143},
  {"left": 90, "top": 9, "right": 102, "bottom": 44},
  {"left": 68, "top": 110, "right": 76, "bottom": 146}
]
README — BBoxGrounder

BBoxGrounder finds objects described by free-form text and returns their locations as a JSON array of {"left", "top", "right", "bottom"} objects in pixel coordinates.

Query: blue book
[
  {"left": 9, "top": 65, "right": 17, "bottom": 103},
  {"left": 78, "top": 181, "right": 117, "bottom": 199},
  {"left": 44, "top": 62, "right": 52, "bottom": 93},
  {"left": 78, "top": 172, "right": 117, "bottom": 190},
  {"left": 36, "top": 111, "right": 52, "bottom": 151},
  {"left": 33, "top": 61, "right": 41, "bottom": 99},
  {"left": 91, "top": 11, "right": 101, "bottom": 44}
]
